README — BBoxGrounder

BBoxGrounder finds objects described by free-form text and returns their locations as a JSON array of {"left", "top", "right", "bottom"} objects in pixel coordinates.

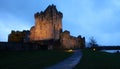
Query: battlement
[
  {"left": 34, "top": 4, "right": 63, "bottom": 21},
  {"left": 8, "top": 30, "right": 30, "bottom": 42}
]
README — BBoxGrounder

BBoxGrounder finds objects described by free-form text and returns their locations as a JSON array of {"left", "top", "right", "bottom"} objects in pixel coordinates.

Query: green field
[
  {"left": 74, "top": 49, "right": 120, "bottom": 69},
  {"left": 0, "top": 50, "right": 72, "bottom": 69}
]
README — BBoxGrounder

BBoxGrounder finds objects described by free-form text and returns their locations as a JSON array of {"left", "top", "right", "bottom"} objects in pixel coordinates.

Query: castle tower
[{"left": 30, "top": 4, "right": 63, "bottom": 41}]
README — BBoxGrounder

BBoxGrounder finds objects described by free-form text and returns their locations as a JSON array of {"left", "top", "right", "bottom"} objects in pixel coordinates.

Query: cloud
[{"left": 0, "top": 0, "right": 120, "bottom": 45}]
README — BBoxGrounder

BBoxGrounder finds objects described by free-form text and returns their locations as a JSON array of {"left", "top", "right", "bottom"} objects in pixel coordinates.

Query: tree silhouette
[{"left": 89, "top": 36, "right": 98, "bottom": 47}]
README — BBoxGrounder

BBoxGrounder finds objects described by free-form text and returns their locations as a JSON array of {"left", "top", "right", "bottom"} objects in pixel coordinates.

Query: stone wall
[
  {"left": 30, "top": 4, "right": 62, "bottom": 41},
  {"left": 60, "top": 30, "right": 71, "bottom": 49},
  {"left": 60, "top": 30, "right": 85, "bottom": 49},
  {"left": 0, "top": 42, "right": 48, "bottom": 51},
  {"left": 8, "top": 30, "right": 30, "bottom": 42},
  {"left": 77, "top": 36, "right": 85, "bottom": 49}
]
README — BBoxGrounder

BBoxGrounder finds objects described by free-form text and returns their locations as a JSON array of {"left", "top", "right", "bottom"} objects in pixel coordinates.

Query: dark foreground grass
[
  {"left": 74, "top": 49, "right": 120, "bottom": 69},
  {"left": 0, "top": 50, "right": 72, "bottom": 69}
]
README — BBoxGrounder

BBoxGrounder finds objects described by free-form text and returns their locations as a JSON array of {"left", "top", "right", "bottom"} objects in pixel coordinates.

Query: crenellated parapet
[
  {"left": 8, "top": 30, "right": 30, "bottom": 42},
  {"left": 34, "top": 4, "right": 63, "bottom": 22}
]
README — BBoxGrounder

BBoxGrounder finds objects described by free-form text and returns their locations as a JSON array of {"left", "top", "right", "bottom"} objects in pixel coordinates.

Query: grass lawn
[
  {"left": 74, "top": 49, "right": 120, "bottom": 69},
  {"left": 0, "top": 50, "right": 73, "bottom": 69}
]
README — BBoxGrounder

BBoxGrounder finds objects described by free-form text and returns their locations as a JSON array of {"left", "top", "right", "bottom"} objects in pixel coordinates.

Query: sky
[{"left": 0, "top": 0, "right": 120, "bottom": 46}]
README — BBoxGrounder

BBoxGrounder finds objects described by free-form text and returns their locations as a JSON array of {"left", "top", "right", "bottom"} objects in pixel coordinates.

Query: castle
[{"left": 8, "top": 4, "right": 85, "bottom": 49}]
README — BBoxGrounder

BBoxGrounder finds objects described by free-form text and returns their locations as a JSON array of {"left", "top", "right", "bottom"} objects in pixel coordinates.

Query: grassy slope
[
  {"left": 0, "top": 50, "right": 72, "bottom": 69},
  {"left": 75, "top": 49, "right": 120, "bottom": 69}
]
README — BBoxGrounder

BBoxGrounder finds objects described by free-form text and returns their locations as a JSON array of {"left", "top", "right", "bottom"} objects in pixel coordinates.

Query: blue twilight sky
[{"left": 0, "top": 0, "right": 120, "bottom": 45}]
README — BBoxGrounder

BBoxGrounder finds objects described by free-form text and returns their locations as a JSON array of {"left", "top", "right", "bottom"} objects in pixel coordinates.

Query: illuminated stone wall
[
  {"left": 69, "top": 36, "right": 77, "bottom": 48},
  {"left": 30, "top": 4, "right": 62, "bottom": 41},
  {"left": 61, "top": 30, "right": 85, "bottom": 49},
  {"left": 8, "top": 30, "right": 30, "bottom": 42},
  {"left": 60, "top": 30, "right": 71, "bottom": 49}
]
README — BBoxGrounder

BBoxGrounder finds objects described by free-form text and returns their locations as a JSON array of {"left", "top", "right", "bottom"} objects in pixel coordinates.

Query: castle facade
[
  {"left": 30, "top": 5, "right": 62, "bottom": 41},
  {"left": 8, "top": 4, "right": 85, "bottom": 49}
]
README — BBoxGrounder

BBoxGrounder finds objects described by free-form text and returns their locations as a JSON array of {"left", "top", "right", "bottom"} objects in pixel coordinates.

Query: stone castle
[{"left": 8, "top": 4, "right": 85, "bottom": 49}]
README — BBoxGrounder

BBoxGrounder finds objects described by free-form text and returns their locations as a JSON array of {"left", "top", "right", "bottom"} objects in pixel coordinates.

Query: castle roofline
[
  {"left": 34, "top": 4, "right": 63, "bottom": 19},
  {"left": 45, "top": 4, "right": 57, "bottom": 12}
]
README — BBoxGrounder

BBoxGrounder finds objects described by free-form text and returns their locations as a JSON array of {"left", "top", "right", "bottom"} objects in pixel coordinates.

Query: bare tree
[{"left": 89, "top": 37, "right": 98, "bottom": 47}]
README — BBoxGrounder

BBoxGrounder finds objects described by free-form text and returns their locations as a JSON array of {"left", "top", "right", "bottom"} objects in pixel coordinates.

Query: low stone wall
[{"left": 0, "top": 42, "right": 48, "bottom": 51}]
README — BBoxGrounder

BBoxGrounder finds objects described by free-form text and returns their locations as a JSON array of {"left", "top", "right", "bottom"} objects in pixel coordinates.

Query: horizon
[{"left": 0, "top": 0, "right": 120, "bottom": 46}]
